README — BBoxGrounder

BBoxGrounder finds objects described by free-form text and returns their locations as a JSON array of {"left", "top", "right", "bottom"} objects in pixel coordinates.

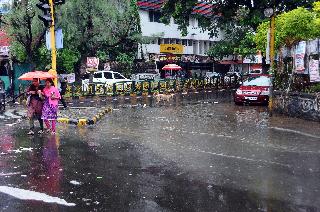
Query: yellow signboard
[{"left": 160, "top": 44, "right": 184, "bottom": 54}]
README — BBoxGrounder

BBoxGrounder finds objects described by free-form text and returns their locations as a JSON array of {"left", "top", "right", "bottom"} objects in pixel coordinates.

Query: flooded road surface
[{"left": 0, "top": 98, "right": 320, "bottom": 211}]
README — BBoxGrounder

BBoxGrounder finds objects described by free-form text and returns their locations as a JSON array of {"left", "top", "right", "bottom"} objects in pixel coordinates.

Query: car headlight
[{"left": 236, "top": 90, "right": 242, "bottom": 95}]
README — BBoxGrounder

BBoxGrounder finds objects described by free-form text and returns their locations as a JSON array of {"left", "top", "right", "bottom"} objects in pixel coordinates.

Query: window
[
  {"left": 94, "top": 73, "right": 102, "bottom": 78},
  {"left": 114, "top": 73, "right": 125, "bottom": 79},
  {"left": 189, "top": 18, "right": 196, "bottom": 27},
  {"left": 243, "top": 76, "right": 271, "bottom": 86},
  {"left": 104, "top": 72, "right": 113, "bottom": 79},
  {"left": 149, "top": 11, "right": 162, "bottom": 23},
  {"left": 188, "top": 40, "right": 193, "bottom": 46},
  {"left": 182, "top": 39, "right": 187, "bottom": 46}
]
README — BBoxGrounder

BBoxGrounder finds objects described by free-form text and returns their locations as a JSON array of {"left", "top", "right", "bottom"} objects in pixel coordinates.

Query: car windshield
[
  {"left": 114, "top": 73, "right": 125, "bottom": 79},
  {"left": 243, "top": 76, "right": 271, "bottom": 86}
]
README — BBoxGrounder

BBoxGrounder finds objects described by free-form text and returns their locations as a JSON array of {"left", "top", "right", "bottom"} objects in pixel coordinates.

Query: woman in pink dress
[{"left": 40, "top": 78, "right": 61, "bottom": 134}]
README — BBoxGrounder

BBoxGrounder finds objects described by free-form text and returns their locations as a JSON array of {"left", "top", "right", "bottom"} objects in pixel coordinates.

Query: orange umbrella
[
  {"left": 18, "top": 71, "right": 56, "bottom": 80},
  {"left": 162, "top": 64, "right": 182, "bottom": 71}
]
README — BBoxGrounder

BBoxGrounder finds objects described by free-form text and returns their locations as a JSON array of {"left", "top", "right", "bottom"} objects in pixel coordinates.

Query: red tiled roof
[{"left": 137, "top": 0, "right": 214, "bottom": 17}]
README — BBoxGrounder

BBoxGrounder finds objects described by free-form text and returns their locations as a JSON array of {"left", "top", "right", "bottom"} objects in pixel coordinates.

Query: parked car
[
  {"left": 82, "top": 71, "right": 131, "bottom": 91},
  {"left": 205, "top": 72, "right": 221, "bottom": 78},
  {"left": 234, "top": 75, "right": 272, "bottom": 105}
]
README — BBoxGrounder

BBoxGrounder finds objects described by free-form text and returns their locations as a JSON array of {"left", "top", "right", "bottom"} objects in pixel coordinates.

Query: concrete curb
[{"left": 57, "top": 107, "right": 112, "bottom": 126}]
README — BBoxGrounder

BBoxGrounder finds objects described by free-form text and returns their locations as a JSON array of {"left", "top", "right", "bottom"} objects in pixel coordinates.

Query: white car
[
  {"left": 82, "top": 71, "right": 131, "bottom": 92},
  {"left": 206, "top": 72, "right": 221, "bottom": 78}
]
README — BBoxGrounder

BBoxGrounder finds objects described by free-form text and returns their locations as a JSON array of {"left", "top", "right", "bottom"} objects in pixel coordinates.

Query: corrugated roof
[{"left": 137, "top": 0, "right": 213, "bottom": 17}]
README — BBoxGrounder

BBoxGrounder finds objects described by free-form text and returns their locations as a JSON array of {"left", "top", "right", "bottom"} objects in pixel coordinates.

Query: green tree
[
  {"left": 3, "top": 0, "right": 141, "bottom": 74},
  {"left": 162, "top": 0, "right": 316, "bottom": 59},
  {"left": 255, "top": 6, "right": 320, "bottom": 54},
  {"left": 116, "top": 52, "right": 135, "bottom": 77},
  {"left": 4, "top": 0, "right": 46, "bottom": 65},
  {"left": 58, "top": 0, "right": 141, "bottom": 74}
]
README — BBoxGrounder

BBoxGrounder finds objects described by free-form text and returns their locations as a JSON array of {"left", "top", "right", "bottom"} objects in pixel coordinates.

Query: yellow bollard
[
  {"left": 57, "top": 118, "right": 69, "bottom": 124},
  {"left": 78, "top": 119, "right": 87, "bottom": 127}
]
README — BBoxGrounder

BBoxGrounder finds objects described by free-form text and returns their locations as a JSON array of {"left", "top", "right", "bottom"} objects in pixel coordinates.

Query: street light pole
[{"left": 264, "top": 7, "right": 275, "bottom": 116}]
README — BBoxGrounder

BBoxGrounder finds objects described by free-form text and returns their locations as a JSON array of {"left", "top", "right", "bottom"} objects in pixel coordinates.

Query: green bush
[{"left": 308, "top": 83, "right": 320, "bottom": 93}]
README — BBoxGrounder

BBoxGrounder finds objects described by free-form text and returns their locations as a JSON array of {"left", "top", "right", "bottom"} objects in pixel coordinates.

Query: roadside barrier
[
  {"left": 57, "top": 107, "right": 112, "bottom": 126},
  {"left": 64, "top": 76, "right": 240, "bottom": 98},
  {"left": 15, "top": 77, "right": 240, "bottom": 102}
]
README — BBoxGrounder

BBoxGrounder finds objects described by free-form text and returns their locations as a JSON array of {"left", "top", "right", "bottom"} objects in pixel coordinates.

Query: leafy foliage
[
  {"left": 255, "top": 5, "right": 320, "bottom": 55},
  {"left": 4, "top": 0, "right": 141, "bottom": 74},
  {"left": 58, "top": 0, "right": 141, "bottom": 58},
  {"left": 116, "top": 52, "right": 135, "bottom": 77},
  {"left": 162, "top": 0, "right": 317, "bottom": 59},
  {"left": 4, "top": 0, "right": 46, "bottom": 64}
]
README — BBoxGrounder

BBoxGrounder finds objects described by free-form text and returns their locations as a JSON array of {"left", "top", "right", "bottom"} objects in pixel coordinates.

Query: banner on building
[
  {"left": 159, "top": 54, "right": 181, "bottom": 62},
  {"left": 295, "top": 41, "right": 306, "bottom": 74},
  {"left": 86, "top": 57, "right": 99, "bottom": 70},
  {"left": 266, "top": 29, "right": 270, "bottom": 64},
  {"left": 0, "top": 30, "right": 10, "bottom": 57},
  {"left": 160, "top": 44, "right": 183, "bottom": 54},
  {"left": 309, "top": 59, "right": 320, "bottom": 82}
]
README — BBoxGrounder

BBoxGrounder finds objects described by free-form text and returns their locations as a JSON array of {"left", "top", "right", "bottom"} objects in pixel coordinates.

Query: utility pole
[
  {"left": 264, "top": 7, "right": 275, "bottom": 116},
  {"left": 270, "top": 15, "right": 275, "bottom": 69},
  {"left": 48, "top": 0, "right": 57, "bottom": 85}
]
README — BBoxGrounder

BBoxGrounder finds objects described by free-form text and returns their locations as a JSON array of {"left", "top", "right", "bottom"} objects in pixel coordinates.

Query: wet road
[{"left": 0, "top": 96, "right": 320, "bottom": 211}]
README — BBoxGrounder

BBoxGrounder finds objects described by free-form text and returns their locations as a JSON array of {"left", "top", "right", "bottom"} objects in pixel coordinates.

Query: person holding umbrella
[
  {"left": 40, "top": 78, "right": 61, "bottom": 134},
  {"left": 19, "top": 71, "right": 57, "bottom": 135},
  {"left": 26, "top": 78, "right": 44, "bottom": 135}
]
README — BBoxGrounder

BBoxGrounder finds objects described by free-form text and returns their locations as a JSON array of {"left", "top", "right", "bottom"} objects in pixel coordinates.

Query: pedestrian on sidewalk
[
  {"left": 59, "top": 76, "right": 68, "bottom": 109},
  {"left": 40, "top": 78, "right": 61, "bottom": 134},
  {"left": 26, "top": 78, "right": 44, "bottom": 135}
]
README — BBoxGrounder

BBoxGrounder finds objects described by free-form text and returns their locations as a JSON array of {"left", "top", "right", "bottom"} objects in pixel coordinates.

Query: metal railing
[
  {"left": 13, "top": 76, "right": 240, "bottom": 103},
  {"left": 64, "top": 76, "right": 240, "bottom": 97}
]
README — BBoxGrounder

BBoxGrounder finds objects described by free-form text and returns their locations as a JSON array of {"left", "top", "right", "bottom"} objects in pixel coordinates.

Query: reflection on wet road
[{"left": 0, "top": 98, "right": 320, "bottom": 211}]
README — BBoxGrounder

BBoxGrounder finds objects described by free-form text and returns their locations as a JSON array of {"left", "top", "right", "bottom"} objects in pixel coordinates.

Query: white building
[
  {"left": 136, "top": 0, "right": 262, "bottom": 75},
  {"left": 137, "top": 1, "right": 223, "bottom": 59},
  {"left": 139, "top": 13, "right": 223, "bottom": 57}
]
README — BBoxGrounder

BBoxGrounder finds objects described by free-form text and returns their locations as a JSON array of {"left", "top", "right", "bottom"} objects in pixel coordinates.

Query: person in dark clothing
[
  {"left": 27, "top": 78, "right": 44, "bottom": 135},
  {"left": 59, "top": 77, "right": 68, "bottom": 109},
  {"left": 0, "top": 78, "right": 5, "bottom": 112}
]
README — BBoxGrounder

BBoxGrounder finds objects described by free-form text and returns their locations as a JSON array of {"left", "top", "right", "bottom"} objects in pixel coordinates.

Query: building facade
[
  {"left": 137, "top": 0, "right": 263, "bottom": 77},
  {"left": 137, "top": 0, "right": 224, "bottom": 76}
]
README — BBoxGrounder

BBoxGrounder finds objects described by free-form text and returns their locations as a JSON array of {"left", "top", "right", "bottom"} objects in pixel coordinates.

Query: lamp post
[
  {"left": 264, "top": 7, "right": 275, "bottom": 116},
  {"left": 264, "top": 8, "right": 275, "bottom": 70}
]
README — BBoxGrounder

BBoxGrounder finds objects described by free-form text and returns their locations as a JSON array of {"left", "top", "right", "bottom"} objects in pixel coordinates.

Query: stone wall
[{"left": 273, "top": 91, "right": 320, "bottom": 122}]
